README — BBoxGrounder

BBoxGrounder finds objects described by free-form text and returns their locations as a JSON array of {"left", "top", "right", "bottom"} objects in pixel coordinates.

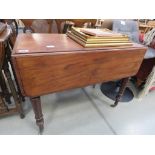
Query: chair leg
[
  {"left": 0, "top": 95, "right": 9, "bottom": 113},
  {"left": 3, "top": 67, "right": 25, "bottom": 118}
]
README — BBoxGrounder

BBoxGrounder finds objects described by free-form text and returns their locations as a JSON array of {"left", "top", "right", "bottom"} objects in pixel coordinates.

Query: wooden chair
[
  {"left": 0, "top": 24, "right": 12, "bottom": 104},
  {"left": 147, "top": 20, "right": 155, "bottom": 27},
  {"left": 20, "top": 19, "right": 53, "bottom": 33},
  {"left": 0, "top": 26, "right": 24, "bottom": 118},
  {"left": 0, "top": 35, "right": 10, "bottom": 108},
  {"left": 55, "top": 19, "right": 97, "bottom": 33},
  {"left": 6, "top": 20, "right": 18, "bottom": 45},
  {"left": 3, "top": 20, "right": 25, "bottom": 102},
  {"left": 138, "top": 20, "right": 155, "bottom": 34}
]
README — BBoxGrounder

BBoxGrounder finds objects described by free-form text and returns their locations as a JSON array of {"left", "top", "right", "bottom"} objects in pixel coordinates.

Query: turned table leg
[
  {"left": 30, "top": 97, "right": 44, "bottom": 134},
  {"left": 111, "top": 77, "right": 129, "bottom": 107}
]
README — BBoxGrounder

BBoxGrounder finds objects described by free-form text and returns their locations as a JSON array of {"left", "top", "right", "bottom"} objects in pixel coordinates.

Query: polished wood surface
[
  {"left": 13, "top": 33, "right": 145, "bottom": 54},
  {"left": 12, "top": 34, "right": 147, "bottom": 97}
]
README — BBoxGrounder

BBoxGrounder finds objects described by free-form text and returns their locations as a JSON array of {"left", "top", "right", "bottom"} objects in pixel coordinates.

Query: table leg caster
[
  {"left": 20, "top": 113, "right": 25, "bottom": 119},
  {"left": 39, "top": 125, "right": 44, "bottom": 135},
  {"left": 111, "top": 103, "right": 118, "bottom": 107},
  {"left": 111, "top": 78, "right": 129, "bottom": 107}
]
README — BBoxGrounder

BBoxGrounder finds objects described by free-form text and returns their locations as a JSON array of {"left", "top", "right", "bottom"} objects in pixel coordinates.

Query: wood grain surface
[
  {"left": 13, "top": 33, "right": 145, "bottom": 54},
  {"left": 12, "top": 34, "right": 147, "bottom": 97}
]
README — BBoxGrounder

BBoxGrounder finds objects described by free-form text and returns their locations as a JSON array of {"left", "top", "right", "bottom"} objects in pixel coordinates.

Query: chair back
[
  {"left": 6, "top": 20, "right": 18, "bottom": 47},
  {"left": 21, "top": 19, "right": 53, "bottom": 33},
  {"left": 0, "top": 28, "right": 11, "bottom": 70},
  {"left": 55, "top": 19, "right": 97, "bottom": 33},
  {"left": 0, "top": 42, "right": 4, "bottom": 70}
]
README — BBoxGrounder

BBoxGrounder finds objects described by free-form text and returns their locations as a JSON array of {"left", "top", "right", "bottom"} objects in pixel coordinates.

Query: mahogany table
[{"left": 12, "top": 33, "right": 147, "bottom": 133}]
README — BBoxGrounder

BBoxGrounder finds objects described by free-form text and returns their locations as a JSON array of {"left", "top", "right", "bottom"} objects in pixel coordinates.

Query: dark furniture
[
  {"left": 0, "top": 26, "right": 24, "bottom": 117},
  {"left": 6, "top": 20, "right": 25, "bottom": 102},
  {"left": 0, "top": 26, "right": 12, "bottom": 104},
  {"left": 12, "top": 33, "right": 146, "bottom": 133}
]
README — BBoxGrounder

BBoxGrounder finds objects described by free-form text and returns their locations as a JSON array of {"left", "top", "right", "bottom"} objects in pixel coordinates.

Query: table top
[{"left": 13, "top": 33, "right": 146, "bottom": 55}]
